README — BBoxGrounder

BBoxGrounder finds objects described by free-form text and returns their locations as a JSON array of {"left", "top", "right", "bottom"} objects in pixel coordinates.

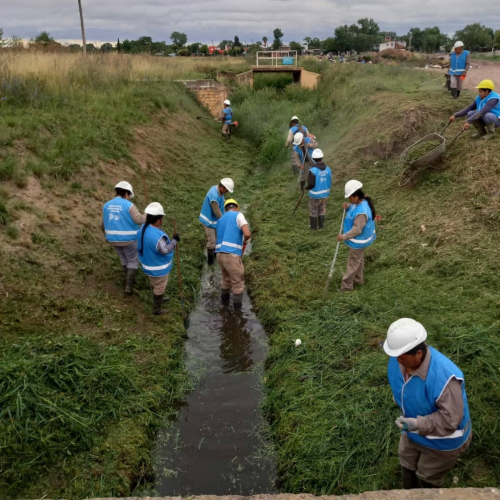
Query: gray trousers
[
  {"left": 467, "top": 110, "right": 500, "bottom": 126},
  {"left": 449, "top": 75, "right": 464, "bottom": 90},
  {"left": 111, "top": 241, "right": 139, "bottom": 269}
]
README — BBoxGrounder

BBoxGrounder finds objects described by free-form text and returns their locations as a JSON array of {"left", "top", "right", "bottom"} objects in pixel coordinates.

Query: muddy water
[{"left": 154, "top": 258, "right": 275, "bottom": 496}]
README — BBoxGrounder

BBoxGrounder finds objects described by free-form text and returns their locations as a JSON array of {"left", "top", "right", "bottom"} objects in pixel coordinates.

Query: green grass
[{"left": 471, "top": 53, "right": 500, "bottom": 62}]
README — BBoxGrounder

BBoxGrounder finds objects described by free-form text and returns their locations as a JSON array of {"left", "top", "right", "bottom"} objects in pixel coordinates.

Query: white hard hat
[
  {"left": 344, "top": 179, "right": 363, "bottom": 198},
  {"left": 453, "top": 41, "right": 464, "bottom": 49},
  {"left": 114, "top": 181, "right": 134, "bottom": 198},
  {"left": 312, "top": 148, "right": 324, "bottom": 160},
  {"left": 383, "top": 318, "right": 428, "bottom": 357},
  {"left": 293, "top": 132, "right": 304, "bottom": 145},
  {"left": 291, "top": 116, "right": 299, "bottom": 121},
  {"left": 145, "top": 202, "right": 165, "bottom": 216},
  {"left": 220, "top": 177, "right": 234, "bottom": 193},
  {"left": 224, "top": 99, "right": 231, "bottom": 105}
]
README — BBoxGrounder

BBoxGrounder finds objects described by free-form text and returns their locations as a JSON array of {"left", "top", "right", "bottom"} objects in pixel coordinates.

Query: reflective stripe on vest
[
  {"left": 449, "top": 50, "right": 469, "bottom": 75},
  {"left": 102, "top": 197, "right": 139, "bottom": 243},
  {"left": 475, "top": 91, "right": 500, "bottom": 118},
  {"left": 215, "top": 211, "right": 244, "bottom": 256},
  {"left": 309, "top": 166, "right": 332, "bottom": 199},
  {"left": 137, "top": 225, "right": 174, "bottom": 277},
  {"left": 199, "top": 185, "right": 225, "bottom": 228}
]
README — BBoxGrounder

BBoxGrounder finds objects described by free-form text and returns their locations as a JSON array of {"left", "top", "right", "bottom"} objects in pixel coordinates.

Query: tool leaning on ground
[
  {"left": 196, "top": 115, "right": 239, "bottom": 127},
  {"left": 173, "top": 218, "right": 189, "bottom": 331},
  {"left": 323, "top": 208, "right": 346, "bottom": 296}
]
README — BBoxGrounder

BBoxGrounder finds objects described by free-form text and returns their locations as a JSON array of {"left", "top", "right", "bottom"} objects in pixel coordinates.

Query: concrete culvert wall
[{"left": 179, "top": 79, "right": 228, "bottom": 118}]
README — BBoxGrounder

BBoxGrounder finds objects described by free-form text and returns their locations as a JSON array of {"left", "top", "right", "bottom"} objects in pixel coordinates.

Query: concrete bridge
[{"left": 236, "top": 66, "right": 321, "bottom": 89}]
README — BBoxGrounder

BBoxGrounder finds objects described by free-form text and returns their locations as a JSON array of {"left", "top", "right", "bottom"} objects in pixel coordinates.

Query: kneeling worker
[
  {"left": 137, "top": 202, "right": 180, "bottom": 315},
  {"left": 102, "top": 181, "right": 146, "bottom": 295},
  {"left": 199, "top": 178, "right": 235, "bottom": 265},
  {"left": 305, "top": 149, "right": 331, "bottom": 230},
  {"left": 215, "top": 199, "right": 251, "bottom": 309},
  {"left": 450, "top": 79, "right": 500, "bottom": 140},
  {"left": 384, "top": 318, "right": 472, "bottom": 489}
]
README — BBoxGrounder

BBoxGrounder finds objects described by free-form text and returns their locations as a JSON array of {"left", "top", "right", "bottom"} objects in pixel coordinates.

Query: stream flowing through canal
[{"left": 154, "top": 249, "right": 276, "bottom": 495}]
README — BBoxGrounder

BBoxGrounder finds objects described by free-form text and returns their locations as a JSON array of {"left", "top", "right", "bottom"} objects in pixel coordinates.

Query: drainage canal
[{"left": 154, "top": 253, "right": 276, "bottom": 495}]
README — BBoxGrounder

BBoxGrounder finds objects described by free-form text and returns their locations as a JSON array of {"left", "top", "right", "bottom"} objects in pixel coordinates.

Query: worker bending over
[
  {"left": 450, "top": 79, "right": 500, "bottom": 140},
  {"left": 102, "top": 181, "right": 146, "bottom": 295},
  {"left": 199, "top": 178, "right": 234, "bottom": 265},
  {"left": 215, "top": 199, "right": 251, "bottom": 310},
  {"left": 292, "top": 132, "right": 318, "bottom": 189},
  {"left": 219, "top": 99, "right": 233, "bottom": 143},
  {"left": 337, "top": 180, "right": 376, "bottom": 291},
  {"left": 305, "top": 149, "right": 331, "bottom": 230},
  {"left": 137, "top": 202, "right": 180, "bottom": 315},
  {"left": 448, "top": 41, "right": 470, "bottom": 99},
  {"left": 285, "top": 116, "right": 316, "bottom": 148},
  {"left": 384, "top": 318, "right": 472, "bottom": 489}
]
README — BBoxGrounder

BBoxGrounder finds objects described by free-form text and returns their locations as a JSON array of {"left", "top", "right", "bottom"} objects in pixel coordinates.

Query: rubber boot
[
  {"left": 207, "top": 248, "right": 215, "bottom": 266},
  {"left": 420, "top": 480, "right": 438, "bottom": 489},
  {"left": 309, "top": 216, "right": 318, "bottom": 230},
  {"left": 221, "top": 289, "right": 230, "bottom": 305},
  {"left": 456, "top": 90, "right": 461, "bottom": 98},
  {"left": 471, "top": 121, "right": 486, "bottom": 138},
  {"left": 451, "top": 88, "right": 458, "bottom": 99},
  {"left": 125, "top": 268, "right": 137, "bottom": 295},
  {"left": 482, "top": 122, "right": 496, "bottom": 140},
  {"left": 225, "top": 133, "right": 231, "bottom": 144},
  {"left": 300, "top": 180, "right": 306, "bottom": 191},
  {"left": 233, "top": 293, "right": 243, "bottom": 309},
  {"left": 318, "top": 215, "right": 325, "bottom": 229},
  {"left": 402, "top": 467, "right": 419, "bottom": 490},
  {"left": 152, "top": 294, "right": 167, "bottom": 315},
  {"left": 122, "top": 265, "right": 128, "bottom": 282}
]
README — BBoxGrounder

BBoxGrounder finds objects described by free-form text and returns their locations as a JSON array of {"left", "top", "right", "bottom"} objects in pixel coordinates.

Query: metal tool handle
[
  {"left": 327, "top": 209, "right": 346, "bottom": 280},
  {"left": 448, "top": 129, "right": 465, "bottom": 149},
  {"left": 439, "top": 121, "right": 452, "bottom": 136}
]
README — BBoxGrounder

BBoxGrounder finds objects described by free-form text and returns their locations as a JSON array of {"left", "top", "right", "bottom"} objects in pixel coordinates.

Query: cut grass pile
[
  {"left": 406, "top": 140, "right": 442, "bottom": 162},
  {"left": 239, "top": 63, "right": 500, "bottom": 494}
]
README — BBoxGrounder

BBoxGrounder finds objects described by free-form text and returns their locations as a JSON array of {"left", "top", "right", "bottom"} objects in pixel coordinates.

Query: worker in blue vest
[
  {"left": 305, "top": 149, "right": 332, "bottom": 230},
  {"left": 219, "top": 99, "right": 233, "bottom": 143},
  {"left": 292, "top": 132, "right": 318, "bottom": 189},
  {"left": 337, "top": 180, "right": 376, "bottom": 291},
  {"left": 448, "top": 41, "right": 470, "bottom": 99},
  {"left": 199, "top": 178, "right": 235, "bottom": 265},
  {"left": 285, "top": 116, "right": 316, "bottom": 148},
  {"left": 102, "top": 181, "right": 145, "bottom": 295},
  {"left": 137, "top": 202, "right": 180, "bottom": 315},
  {"left": 215, "top": 199, "right": 251, "bottom": 310},
  {"left": 449, "top": 79, "right": 500, "bottom": 140},
  {"left": 384, "top": 318, "right": 472, "bottom": 489}
]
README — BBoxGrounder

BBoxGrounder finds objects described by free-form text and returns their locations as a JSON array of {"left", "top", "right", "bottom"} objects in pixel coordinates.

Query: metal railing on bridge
[{"left": 256, "top": 51, "right": 298, "bottom": 67}]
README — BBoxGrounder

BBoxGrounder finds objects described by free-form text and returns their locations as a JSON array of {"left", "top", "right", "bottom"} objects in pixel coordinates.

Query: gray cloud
[{"left": 1, "top": 0, "right": 499, "bottom": 44}]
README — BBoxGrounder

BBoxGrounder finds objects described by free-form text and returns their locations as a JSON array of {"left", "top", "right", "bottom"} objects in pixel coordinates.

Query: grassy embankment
[
  {"left": 235, "top": 64, "right": 500, "bottom": 493},
  {"left": 0, "top": 53, "right": 253, "bottom": 499}
]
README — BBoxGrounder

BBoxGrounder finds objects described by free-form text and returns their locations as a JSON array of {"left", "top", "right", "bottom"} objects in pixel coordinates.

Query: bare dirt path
[{"left": 463, "top": 59, "right": 500, "bottom": 91}]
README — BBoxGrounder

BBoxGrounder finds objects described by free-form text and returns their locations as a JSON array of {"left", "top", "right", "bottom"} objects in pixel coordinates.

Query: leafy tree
[
  {"left": 495, "top": 30, "right": 500, "bottom": 50},
  {"left": 68, "top": 44, "right": 82, "bottom": 53},
  {"left": 100, "top": 42, "right": 113, "bottom": 52},
  {"left": 454, "top": 23, "right": 494, "bottom": 51},
  {"left": 262, "top": 36, "right": 268, "bottom": 47},
  {"left": 247, "top": 43, "right": 262, "bottom": 54},
  {"left": 116, "top": 39, "right": 121, "bottom": 52},
  {"left": 322, "top": 37, "right": 337, "bottom": 54},
  {"left": 189, "top": 42, "right": 200, "bottom": 54},
  {"left": 303, "top": 37, "right": 321, "bottom": 49},
  {"left": 86, "top": 43, "right": 96, "bottom": 53},
  {"left": 151, "top": 41, "right": 171, "bottom": 54},
  {"left": 272, "top": 28, "right": 283, "bottom": 50},
  {"left": 121, "top": 39, "right": 132, "bottom": 53},
  {"left": 200, "top": 44, "right": 209, "bottom": 55},
  {"left": 219, "top": 39, "right": 232, "bottom": 49},
  {"left": 290, "top": 41, "right": 303, "bottom": 54},
  {"left": 8, "top": 35, "right": 23, "bottom": 48},
  {"left": 170, "top": 31, "right": 187, "bottom": 48},
  {"left": 334, "top": 25, "right": 353, "bottom": 52},
  {"left": 357, "top": 18, "right": 380, "bottom": 36},
  {"left": 177, "top": 48, "right": 190, "bottom": 57},
  {"left": 0, "top": 28, "right": 5, "bottom": 47},
  {"left": 137, "top": 36, "right": 153, "bottom": 52},
  {"left": 32, "top": 31, "right": 55, "bottom": 45},
  {"left": 233, "top": 36, "right": 242, "bottom": 47}
]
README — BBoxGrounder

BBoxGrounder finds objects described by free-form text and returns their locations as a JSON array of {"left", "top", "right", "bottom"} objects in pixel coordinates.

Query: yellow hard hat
[
  {"left": 224, "top": 198, "right": 239, "bottom": 208},
  {"left": 476, "top": 79, "right": 495, "bottom": 90}
]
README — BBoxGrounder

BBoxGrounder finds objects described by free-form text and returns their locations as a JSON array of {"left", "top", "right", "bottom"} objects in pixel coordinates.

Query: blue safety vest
[
  {"left": 449, "top": 50, "right": 470, "bottom": 76},
  {"left": 309, "top": 166, "right": 332, "bottom": 199},
  {"left": 475, "top": 90, "right": 500, "bottom": 118},
  {"left": 137, "top": 225, "right": 173, "bottom": 277},
  {"left": 290, "top": 124, "right": 309, "bottom": 136},
  {"left": 102, "top": 197, "right": 139, "bottom": 243},
  {"left": 215, "top": 211, "right": 244, "bottom": 256},
  {"left": 199, "top": 185, "right": 225, "bottom": 228},
  {"left": 223, "top": 107, "right": 233, "bottom": 124},
  {"left": 293, "top": 137, "right": 314, "bottom": 164},
  {"left": 343, "top": 200, "right": 376, "bottom": 249},
  {"left": 388, "top": 346, "right": 472, "bottom": 451}
]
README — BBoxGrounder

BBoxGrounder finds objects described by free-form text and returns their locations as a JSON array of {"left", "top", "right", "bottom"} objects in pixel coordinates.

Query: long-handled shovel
[
  {"left": 323, "top": 209, "right": 346, "bottom": 296},
  {"left": 173, "top": 218, "right": 189, "bottom": 331},
  {"left": 292, "top": 190, "right": 306, "bottom": 215}
]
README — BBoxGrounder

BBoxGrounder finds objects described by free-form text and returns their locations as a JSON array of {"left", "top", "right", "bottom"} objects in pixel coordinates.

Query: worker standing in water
[
  {"left": 292, "top": 132, "right": 318, "bottom": 189},
  {"left": 305, "top": 149, "right": 331, "bottom": 230},
  {"left": 199, "top": 178, "right": 235, "bottom": 265},
  {"left": 448, "top": 41, "right": 470, "bottom": 99},
  {"left": 215, "top": 199, "right": 251, "bottom": 310},
  {"left": 285, "top": 116, "right": 316, "bottom": 148},
  {"left": 137, "top": 202, "right": 180, "bottom": 315},
  {"left": 449, "top": 79, "right": 500, "bottom": 140},
  {"left": 337, "top": 180, "right": 376, "bottom": 291},
  {"left": 384, "top": 318, "right": 472, "bottom": 489},
  {"left": 102, "top": 181, "right": 145, "bottom": 295},
  {"left": 219, "top": 99, "right": 233, "bottom": 143}
]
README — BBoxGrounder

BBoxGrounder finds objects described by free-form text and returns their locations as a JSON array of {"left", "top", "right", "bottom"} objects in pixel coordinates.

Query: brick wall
[{"left": 189, "top": 85, "right": 228, "bottom": 118}]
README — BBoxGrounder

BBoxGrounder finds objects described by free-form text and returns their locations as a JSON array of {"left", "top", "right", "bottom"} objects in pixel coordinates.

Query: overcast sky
[{"left": 2, "top": 0, "right": 499, "bottom": 45}]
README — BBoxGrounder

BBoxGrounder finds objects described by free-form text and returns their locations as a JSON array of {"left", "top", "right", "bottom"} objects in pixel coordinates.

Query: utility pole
[{"left": 77, "top": 0, "right": 87, "bottom": 56}]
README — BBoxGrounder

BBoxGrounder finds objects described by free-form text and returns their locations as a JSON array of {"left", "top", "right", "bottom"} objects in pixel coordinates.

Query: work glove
[
  {"left": 173, "top": 233, "right": 180, "bottom": 242},
  {"left": 395, "top": 416, "right": 418, "bottom": 432}
]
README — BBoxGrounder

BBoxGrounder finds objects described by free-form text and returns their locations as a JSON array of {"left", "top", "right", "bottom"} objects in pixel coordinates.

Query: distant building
[{"left": 373, "top": 40, "right": 407, "bottom": 52}]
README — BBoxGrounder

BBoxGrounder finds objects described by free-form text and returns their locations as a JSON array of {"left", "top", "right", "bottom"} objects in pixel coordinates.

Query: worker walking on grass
[
  {"left": 305, "top": 149, "right": 331, "bottom": 230},
  {"left": 449, "top": 79, "right": 500, "bottom": 140},
  {"left": 219, "top": 99, "right": 233, "bottom": 143},
  {"left": 199, "top": 178, "right": 235, "bottom": 265},
  {"left": 102, "top": 181, "right": 146, "bottom": 295},
  {"left": 137, "top": 202, "right": 180, "bottom": 316},
  {"left": 448, "top": 41, "right": 470, "bottom": 99},
  {"left": 384, "top": 318, "right": 472, "bottom": 489},
  {"left": 292, "top": 132, "right": 318, "bottom": 189},
  {"left": 337, "top": 180, "right": 376, "bottom": 291},
  {"left": 215, "top": 199, "right": 251, "bottom": 310},
  {"left": 285, "top": 116, "right": 316, "bottom": 148}
]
